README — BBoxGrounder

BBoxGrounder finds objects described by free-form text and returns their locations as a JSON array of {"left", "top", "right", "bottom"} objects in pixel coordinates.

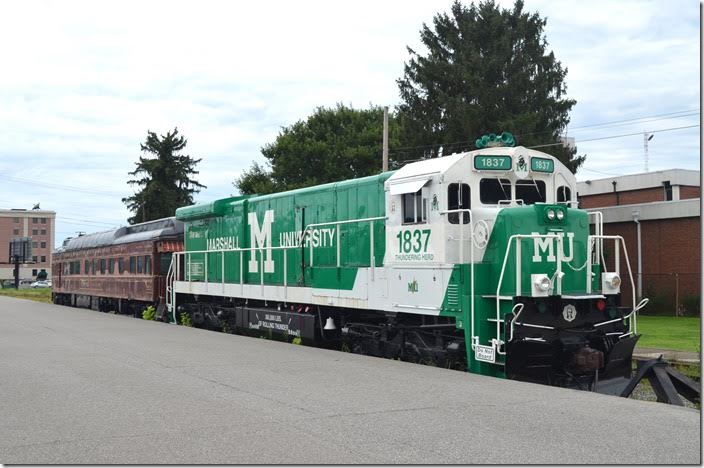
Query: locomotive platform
[{"left": 0, "top": 295, "right": 699, "bottom": 464}]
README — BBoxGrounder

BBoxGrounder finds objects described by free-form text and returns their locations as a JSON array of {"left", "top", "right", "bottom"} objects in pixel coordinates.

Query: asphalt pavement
[{"left": 0, "top": 295, "right": 700, "bottom": 464}]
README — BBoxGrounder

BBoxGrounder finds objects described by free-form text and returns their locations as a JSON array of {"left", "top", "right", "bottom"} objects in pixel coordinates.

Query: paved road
[{"left": 0, "top": 296, "right": 699, "bottom": 464}]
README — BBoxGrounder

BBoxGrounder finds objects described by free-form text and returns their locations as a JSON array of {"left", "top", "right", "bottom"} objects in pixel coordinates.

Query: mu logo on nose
[{"left": 531, "top": 232, "right": 575, "bottom": 262}]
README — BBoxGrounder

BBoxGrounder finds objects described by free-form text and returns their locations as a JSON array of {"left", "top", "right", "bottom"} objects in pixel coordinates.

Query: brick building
[
  {"left": 0, "top": 208, "right": 56, "bottom": 282},
  {"left": 577, "top": 169, "right": 700, "bottom": 314}
]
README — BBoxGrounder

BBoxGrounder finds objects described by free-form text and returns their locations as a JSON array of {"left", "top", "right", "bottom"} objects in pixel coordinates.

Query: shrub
[
  {"left": 142, "top": 305, "right": 157, "bottom": 321},
  {"left": 180, "top": 311, "right": 192, "bottom": 327}
]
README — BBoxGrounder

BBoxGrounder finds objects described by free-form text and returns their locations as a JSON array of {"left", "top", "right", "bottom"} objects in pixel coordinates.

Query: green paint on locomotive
[
  {"left": 438, "top": 204, "right": 601, "bottom": 375},
  {"left": 177, "top": 173, "right": 605, "bottom": 378},
  {"left": 176, "top": 172, "right": 393, "bottom": 290}
]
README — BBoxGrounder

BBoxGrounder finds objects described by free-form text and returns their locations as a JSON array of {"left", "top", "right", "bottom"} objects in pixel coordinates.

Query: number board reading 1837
[
  {"left": 530, "top": 157, "right": 554, "bottom": 173},
  {"left": 474, "top": 155, "right": 511, "bottom": 171}
]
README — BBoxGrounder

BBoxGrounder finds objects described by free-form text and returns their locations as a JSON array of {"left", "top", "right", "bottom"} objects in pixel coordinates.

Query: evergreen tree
[
  {"left": 235, "top": 104, "right": 401, "bottom": 195},
  {"left": 397, "top": 0, "right": 584, "bottom": 172},
  {"left": 123, "top": 128, "right": 206, "bottom": 224}
]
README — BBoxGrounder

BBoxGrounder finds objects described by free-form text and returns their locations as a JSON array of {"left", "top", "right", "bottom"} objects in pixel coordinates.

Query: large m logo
[{"left": 248, "top": 210, "right": 275, "bottom": 273}]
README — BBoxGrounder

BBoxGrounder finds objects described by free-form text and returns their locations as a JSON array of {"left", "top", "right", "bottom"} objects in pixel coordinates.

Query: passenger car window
[
  {"left": 515, "top": 180, "right": 546, "bottom": 205},
  {"left": 480, "top": 178, "right": 511, "bottom": 204},
  {"left": 448, "top": 183, "right": 470, "bottom": 224}
]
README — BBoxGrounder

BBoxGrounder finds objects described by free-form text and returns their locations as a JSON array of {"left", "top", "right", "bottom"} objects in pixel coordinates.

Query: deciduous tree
[{"left": 235, "top": 104, "right": 401, "bottom": 195}]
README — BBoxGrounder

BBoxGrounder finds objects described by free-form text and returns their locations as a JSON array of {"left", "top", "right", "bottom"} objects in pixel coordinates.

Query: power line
[
  {"left": 568, "top": 109, "right": 699, "bottom": 131},
  {"left": 528, "top": 124, "right": 700, "bottom": 149},
  {"left": 0, "top": 174, "right": 125, "bottom": 197}
]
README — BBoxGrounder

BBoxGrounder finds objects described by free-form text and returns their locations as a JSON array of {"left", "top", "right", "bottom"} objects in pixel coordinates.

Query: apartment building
[{"left": 0, "top": 208, "right": 56, "bottom": 281}]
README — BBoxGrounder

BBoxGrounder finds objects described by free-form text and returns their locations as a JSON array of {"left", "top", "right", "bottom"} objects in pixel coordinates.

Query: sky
[{"left": 0, "top": 0, "right": 699, "bottom": 247}]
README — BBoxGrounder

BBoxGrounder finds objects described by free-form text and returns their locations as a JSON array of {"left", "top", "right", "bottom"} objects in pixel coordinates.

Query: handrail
[
  {"left": 439, "top": 209, "right": 475, "bottom": 349},
  {"left": 495, "top": 233, "right": 560, "bottom": 355},
  {"left": 588, "top": 211, "right": 604, "bottom": 266},
  {"left": 168, "top": 215, "right": 388, "bottom": 304},
  {"left": 300, "top": 216, "right": 386, "bottom": 269}
]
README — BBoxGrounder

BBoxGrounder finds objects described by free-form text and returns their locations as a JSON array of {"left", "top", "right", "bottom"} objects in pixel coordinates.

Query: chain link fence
[{"left": 639, "top": 273, "right": 700, "bottom": 316}]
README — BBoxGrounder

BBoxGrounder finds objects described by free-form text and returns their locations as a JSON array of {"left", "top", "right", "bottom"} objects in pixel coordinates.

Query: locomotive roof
[
  {"left": 55, "top": 217, "right": 184, "bottom": 252},
  {"left": 386, "top": 146, "right": 571, "bottom": 187}
]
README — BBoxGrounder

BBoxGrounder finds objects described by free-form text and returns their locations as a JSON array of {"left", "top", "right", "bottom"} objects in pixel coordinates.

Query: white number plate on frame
[{"left": 474, "top": 345, "right": 495, "bottom": 363}]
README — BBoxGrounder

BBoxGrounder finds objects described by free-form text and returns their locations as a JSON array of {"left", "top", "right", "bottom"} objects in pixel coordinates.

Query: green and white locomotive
[{"left": 169, "top": 137, "right": 646, "bottom": 392}]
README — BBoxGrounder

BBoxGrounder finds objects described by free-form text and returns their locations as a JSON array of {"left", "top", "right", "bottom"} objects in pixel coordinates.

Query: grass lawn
[
  {"left": 636, "top": 315, "right": 701, "bottom": 352},
  {"left": 0, "top": 287, "right": 52, "bottom": 303}
]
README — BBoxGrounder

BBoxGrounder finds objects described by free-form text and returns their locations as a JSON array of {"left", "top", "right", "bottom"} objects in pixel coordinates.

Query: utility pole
[
  {"left": 382, "top": 106, "right": 389, "bottom": 172},
  {"left": 643, "top": 132, "right": 654, "bottom": 172}
]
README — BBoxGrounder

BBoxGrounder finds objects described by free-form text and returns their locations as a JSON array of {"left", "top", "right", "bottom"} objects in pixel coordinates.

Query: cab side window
[
  {"left": 402, "top": 190, "right": 427, "bottom": 224},
  {"left": 480, "top": 178, "right": 511, "bottom": 204},
  {"left": 448, "top": 183, "right": 470, "bottom": 224},
  {"left": 557, "top": 185, "right": 572, "bottom": 204},
  {"left": 516, "top": 180, "right": 546, "bottom": 205}
]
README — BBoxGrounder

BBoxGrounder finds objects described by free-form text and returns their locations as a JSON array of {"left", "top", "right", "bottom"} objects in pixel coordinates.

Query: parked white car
[{"left": 30, "top": 280, "right": 51, "bottom": 288}]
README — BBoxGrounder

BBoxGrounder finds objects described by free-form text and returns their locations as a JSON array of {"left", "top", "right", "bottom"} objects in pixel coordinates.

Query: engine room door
[{"left": 295, "top": 207, "right": 306, "bottom": 286}]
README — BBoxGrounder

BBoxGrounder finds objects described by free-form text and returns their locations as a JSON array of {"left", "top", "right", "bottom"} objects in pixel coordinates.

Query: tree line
[{"left": 124, "top": 0, "right": 583, "bottom": 223}]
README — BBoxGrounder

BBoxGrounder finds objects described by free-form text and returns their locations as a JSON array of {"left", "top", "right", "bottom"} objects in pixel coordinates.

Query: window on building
[
  {"left": 32, "top": 269, "right": 37, "bottom": 276},
  {"left": 32, "top": 229, "right": 38, "bottom": 235},
  {"left": 515, "top": 180, "right": 546, "bottom": 205},
  {"left": 145, "top": 256, "right": 151, "bottom": 275},
  {"left": 32, "top": 255, "right": 38, "bottom": 263},
  {"left": 402, "top": 190, "right": 427, "bottom": 224},
  {"left": 130, "top": 256, "right": 136, "bottom": 273},
  {"left": 13, "top": 217, "right": 19, "bottom": 223},
  {"left": 557, "top": 186, "right": 572, "bottom": 204},
  {"left": 447, "top": 183, "right": 471, "bottom": 224},
  {"left": 40, "top": 256, "right": 46, "bottom": 263},
  {"left": 40, "top": 229, "right": 46, "bottom": 235},
  {"left": 13, "top": 228, "right": 19, "bottom": 235},
  {"left": 32, "top": 242, "right": 38, "bottom": 248},
  {"left": 100, "top": 259, "right": 106, "bottom": 274},
  {"left": 85, "top": 260, "right": 90, "bottom": 274},
  {"left": 92, "top": 259, "right": 96, "bottom": 274},
  {"left": 41, "top": 242, "right": 46, "bottom": 248},
  {"left": 32, "top": 218, "right": 38, "bottom": 224},
  {"left": 663, "top": 180, "right": 672, "bottom": 201},
  {"left": 480, "top": 178, "right": 512, "bottom": 204},
  {"left": 40, "top": 218, "right": 47, "bottom": 224},
  {"left": 137, "top": 256, "right": 144, "bottom": 274},
  {"left": 108, "top": 258, "right": 114, "bottom": 274},
  {"left": 119, "top": 257, "right": 124, "bottom": 274}
]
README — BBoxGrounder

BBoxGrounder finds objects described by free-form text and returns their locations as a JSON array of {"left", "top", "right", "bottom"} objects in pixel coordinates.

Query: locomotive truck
[{"left": 168, "top": 137, "right": 647, "bottom": 394}]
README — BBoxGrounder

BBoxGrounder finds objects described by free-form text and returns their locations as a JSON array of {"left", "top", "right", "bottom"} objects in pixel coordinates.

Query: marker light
[
  {"left": 596, "top": 299, "right": 606, "bottom": 312},
  {"left": 556, "top": 210, "right": 565, "bottom": 220},
  {"left": 546, "top": 209, "right": 556, "bottom": 220}
]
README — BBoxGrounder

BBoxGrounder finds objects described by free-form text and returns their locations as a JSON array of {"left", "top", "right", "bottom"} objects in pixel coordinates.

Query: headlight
[
  {"left": 602, "top": 272, "right": 621, "bottom": 294},
  {"left": 556, "top": 210, "right": 565, "bottom": 220},
  {"left": 532, "top": 273, "right": 552, "bottom": 296},
  {"left": 546, "top": 209, "right": 556, "bottom": 220},
  {"left": 536, "top": 276, "right": 550, "bottom": 291}
]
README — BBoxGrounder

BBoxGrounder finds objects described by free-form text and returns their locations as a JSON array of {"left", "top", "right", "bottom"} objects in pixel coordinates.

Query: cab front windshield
[{"left": 479, "top": 178, "right": 547, "bottom": 205}]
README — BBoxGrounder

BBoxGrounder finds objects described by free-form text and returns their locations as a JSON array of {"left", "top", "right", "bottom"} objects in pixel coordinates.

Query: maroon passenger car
[{"left": 52, "top": 217, "right": 183, "bottom": 317}]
